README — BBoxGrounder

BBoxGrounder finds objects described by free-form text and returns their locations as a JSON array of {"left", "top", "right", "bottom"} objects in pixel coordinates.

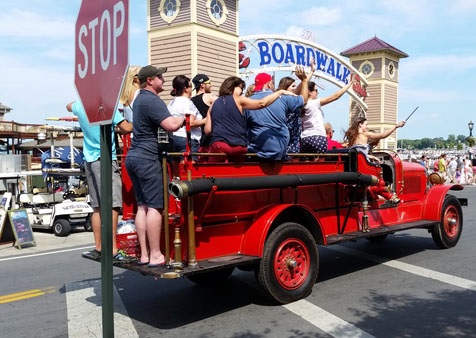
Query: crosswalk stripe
[
  {"left": 327, "top": 245, "right": 476, "bottom": 291},
  {"left": 66, "top": 279, "right": 139, "bottom": 338},
  {"left": 284, "top": 300, "right": 377, "bottom": 338}
]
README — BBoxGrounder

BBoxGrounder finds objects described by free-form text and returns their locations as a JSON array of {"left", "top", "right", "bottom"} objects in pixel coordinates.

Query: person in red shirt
[{"left": 325, "top": 122, "right": 344, "bottom": 150}]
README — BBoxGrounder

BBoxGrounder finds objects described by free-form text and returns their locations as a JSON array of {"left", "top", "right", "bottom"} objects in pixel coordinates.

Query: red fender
[
  {"left": 240, "top": 203, "right": 321, "bottom": 257},
  {"left": 422, "top": 184, "right": 464, "bottom": 220}
]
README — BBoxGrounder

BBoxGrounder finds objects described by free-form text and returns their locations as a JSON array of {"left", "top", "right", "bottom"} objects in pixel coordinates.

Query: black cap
[
  {"left": 138, "top": 65, "right": 167, "bottom": 84},
  {"left": 192, "top": 74, "right": 210, "bottom": 90}
]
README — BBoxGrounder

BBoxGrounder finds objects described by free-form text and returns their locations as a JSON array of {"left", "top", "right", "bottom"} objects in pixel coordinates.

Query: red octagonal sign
[{"left": 75, "top": 0, "right": 129, "bottom": 125}]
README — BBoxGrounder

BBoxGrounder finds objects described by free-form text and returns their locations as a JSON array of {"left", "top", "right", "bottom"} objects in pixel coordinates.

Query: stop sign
[{"left": 74, "top": 0, "right": 129, "bottom": 125}]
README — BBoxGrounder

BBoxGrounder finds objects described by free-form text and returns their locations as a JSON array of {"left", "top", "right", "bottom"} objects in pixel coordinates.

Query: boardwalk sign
[{"left": 238, "top": 35, "right": 368, "bottom": 110}]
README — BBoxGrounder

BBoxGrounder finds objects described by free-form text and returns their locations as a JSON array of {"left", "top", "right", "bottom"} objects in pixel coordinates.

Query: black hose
[{"left": 169, "top": 172, "right": 378, "bottom": 199}]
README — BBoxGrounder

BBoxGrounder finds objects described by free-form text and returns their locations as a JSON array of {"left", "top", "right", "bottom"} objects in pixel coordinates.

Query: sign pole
[
  {"left": 100, "top": 125, "right": 114, "bottom": 337},
  {"left": 74, "top": 1, "right": 128, "bottom": 335}
]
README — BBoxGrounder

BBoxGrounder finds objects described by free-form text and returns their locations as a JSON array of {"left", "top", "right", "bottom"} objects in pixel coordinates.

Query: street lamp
[{"left": 469, "top": 120, "right": 474, "bottom": 161}]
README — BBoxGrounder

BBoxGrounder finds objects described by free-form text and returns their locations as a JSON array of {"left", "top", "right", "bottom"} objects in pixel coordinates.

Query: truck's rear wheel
[
  {"left": 54, "top": 219, "right": 71, "bottom": 237},
  {"left": 257, "top": 222, "right": 318, "bottom": 304},
  {"left": 431, "top": 195, "right": 463, "bottom": 249}
]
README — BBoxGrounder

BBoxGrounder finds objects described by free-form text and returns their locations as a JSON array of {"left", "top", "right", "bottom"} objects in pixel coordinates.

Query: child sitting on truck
[{"left": 344, "top": 116, "right": 406, "bottom": 205}]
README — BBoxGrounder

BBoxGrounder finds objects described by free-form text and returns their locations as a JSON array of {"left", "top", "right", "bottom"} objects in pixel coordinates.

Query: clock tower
[
  {"left": 147, "top": 0, "right": 239, "bottom": 101},
  {"left": 341, "top": 36, "right": 408, "bottom": 150}
]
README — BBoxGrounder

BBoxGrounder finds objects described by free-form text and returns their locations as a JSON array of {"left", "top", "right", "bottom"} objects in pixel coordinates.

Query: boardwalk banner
[{"left": 238, "top": 35, "right": 368, "bottom": 111}]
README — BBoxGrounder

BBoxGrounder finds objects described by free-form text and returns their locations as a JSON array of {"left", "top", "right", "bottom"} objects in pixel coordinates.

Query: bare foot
[{"left": 149, "top": 254, "right": 165, "bottom": 266}]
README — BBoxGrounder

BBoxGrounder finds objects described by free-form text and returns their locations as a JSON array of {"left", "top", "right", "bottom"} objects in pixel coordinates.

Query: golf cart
[
  {"left": 18, "top": 174, "right": 93, "bottom": 236},
  {"left": 17, "top": 133, "right": 93, "bottom": 236}
]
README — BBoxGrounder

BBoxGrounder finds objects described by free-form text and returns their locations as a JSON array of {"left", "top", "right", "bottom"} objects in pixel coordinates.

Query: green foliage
[{"left": 400, "top": 134, "right": 474, "bottom": 150}]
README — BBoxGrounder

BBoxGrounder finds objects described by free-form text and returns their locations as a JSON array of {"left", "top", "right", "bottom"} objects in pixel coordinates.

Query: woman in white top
[
  {"left": 168, "top": 75, "right": 204, "bottom": 157},
  {"left": 301, "top": 78, "right": 353, "bottom": 153}
]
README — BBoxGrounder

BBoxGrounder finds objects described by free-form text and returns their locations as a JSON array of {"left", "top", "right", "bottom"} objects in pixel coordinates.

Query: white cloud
[
  {"left": 402, "top": 54, "right": 476, "bottom": 77},
  {"left": 0, "top": 8, "right": 74, "bottom": 39}
]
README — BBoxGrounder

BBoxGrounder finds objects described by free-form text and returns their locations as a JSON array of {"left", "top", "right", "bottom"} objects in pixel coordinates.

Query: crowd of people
[
  {"left": 418, "top": 154, "right": 475, "bottom": 185},
  {"left": 73, "top": 62, "right": 410, "bottom": 264}
]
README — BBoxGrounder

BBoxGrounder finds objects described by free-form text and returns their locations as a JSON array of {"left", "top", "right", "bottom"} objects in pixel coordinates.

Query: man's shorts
[
  {"left": 85, "top": 160, "right": 122, "bottom": 209},
  {"left": 125, "top": 156, "right": 164, "bottom": 209}
]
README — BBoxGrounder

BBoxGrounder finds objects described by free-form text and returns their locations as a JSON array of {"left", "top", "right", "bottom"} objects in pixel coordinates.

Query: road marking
[
  {"left": 284, "top": 300, "right": 377, "bottom": 338},
  {"left": 328, "top": 245, "right": 476, "bottom": 292},
  {"left": 0, "top": 286, "right": 55, "bottom": 304},
  {"left": 66, "top": 279, "right": 139, "bottom": 338},
  {"left": 236, "top": 275, "right": 376, "bottom": 338},
  {"left": 0, "top": 245, "right": 94, "bottom": 262}
]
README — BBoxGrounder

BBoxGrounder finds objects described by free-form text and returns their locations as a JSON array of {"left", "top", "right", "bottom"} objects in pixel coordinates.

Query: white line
[
  {"left": 284, "top": 300, "right": 377, "bottom": 338},
  {"left": 327, "top": 245, "right": 476, "bottom": 291},
  {"left": 66, "top": 279, "right": 139, "bottom": 338},
  {"left": 236, "top": 275, "right": 375, "bottom": 338},
  {"left": 0, "top": 245, "right": 94, "bottom": 262}
]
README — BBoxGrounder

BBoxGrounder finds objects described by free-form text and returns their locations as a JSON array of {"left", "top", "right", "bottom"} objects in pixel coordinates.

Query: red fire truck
[{"left": 84, "top": 144, "right": 466, "bottom": 304}]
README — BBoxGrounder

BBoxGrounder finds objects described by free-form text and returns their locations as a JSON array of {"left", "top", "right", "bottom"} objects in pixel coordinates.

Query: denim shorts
[{"left": 125, "top": 155, "right": 164, "bottom": 209}]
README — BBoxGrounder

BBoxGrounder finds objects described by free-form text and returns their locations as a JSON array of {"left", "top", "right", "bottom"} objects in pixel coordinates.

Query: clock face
[
  {"left": 163, "top": 0, "right": 177, "bottom": 17},
  {"left": 362, "top": 63, "right": 372, "bottom": 76},
  {"left": 159, "top": 0, "right": 180, "bottom": 23},
  {"left": 210, "top": 0, "right": 224, "bottom": 19},
  {"left": 206, "top": 0, "right": 228, "bottom": 25},
  {"left": 388, "top": 61, "right": 396, "bottom": 78}
]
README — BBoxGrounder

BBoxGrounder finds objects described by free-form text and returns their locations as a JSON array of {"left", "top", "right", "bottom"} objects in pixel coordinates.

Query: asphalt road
[{"left": 0, "top": 188, "right": 475, "bottom": 338}]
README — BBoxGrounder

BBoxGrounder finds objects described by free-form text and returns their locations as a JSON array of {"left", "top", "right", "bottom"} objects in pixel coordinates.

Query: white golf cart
[
  {"left": 19, "top": 125, "right": 93, "bottom": 236},
  {"left": 17, "top": 173, "right": 93, "bottom": 236}
]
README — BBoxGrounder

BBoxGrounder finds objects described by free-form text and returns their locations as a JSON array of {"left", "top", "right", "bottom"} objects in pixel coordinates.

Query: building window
[
  {"left": 159, "top": 0, "right": 181, "bottom": 24},
  {"left": 206, "top": 0, "right": 228, "bottom": 26}
]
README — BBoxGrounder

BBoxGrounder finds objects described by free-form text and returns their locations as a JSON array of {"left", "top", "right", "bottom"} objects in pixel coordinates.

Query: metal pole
[
  {"left": 162, "top": 156, "right": 170, "bottom": 264},
  {"left": 187, "top": 168, "right": 197, "bottom": 267},
  {"left": 100, "top": 124, "right": 114, "bottom": 338}
]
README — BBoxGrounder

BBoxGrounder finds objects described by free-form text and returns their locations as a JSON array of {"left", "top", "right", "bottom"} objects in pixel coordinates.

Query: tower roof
[
  {"left": 341, "top": 36, "right": 408, "bottom": 58},
  {"left": 0, "top": 102, "right": 12, "bottom": 112}
]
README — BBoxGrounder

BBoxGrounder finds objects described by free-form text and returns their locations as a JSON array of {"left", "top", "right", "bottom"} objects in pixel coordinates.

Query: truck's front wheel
[
  {"left": 257, "top": 222, "right": 318, "bottom": 304},
  {"left": 431, "top": 195, "right": 463, "bottom": 249}
]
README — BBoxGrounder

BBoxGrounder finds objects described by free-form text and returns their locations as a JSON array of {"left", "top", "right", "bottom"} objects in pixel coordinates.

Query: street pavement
[{"left": 0, "top": 229, "right": 94, "bottom": 258}]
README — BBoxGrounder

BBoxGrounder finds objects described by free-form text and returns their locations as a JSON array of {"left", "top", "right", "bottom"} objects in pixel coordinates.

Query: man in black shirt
[{"left": 191, "top": 74, "right": 217, "bottom": 156}]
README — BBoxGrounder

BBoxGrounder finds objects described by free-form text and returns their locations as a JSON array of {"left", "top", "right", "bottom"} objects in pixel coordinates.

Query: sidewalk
[{"left": 0, "top": 229, "right": 94, "bottom": 258}]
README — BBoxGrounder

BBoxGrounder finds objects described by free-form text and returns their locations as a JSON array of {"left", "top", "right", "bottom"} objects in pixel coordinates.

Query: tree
[{"left": 466, "top": 136, "right": 475, "bottom": 148}]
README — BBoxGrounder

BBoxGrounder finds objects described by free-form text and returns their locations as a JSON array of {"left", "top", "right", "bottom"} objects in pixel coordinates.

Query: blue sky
[{"left": 1, "top": 0, "right": 476, "bottom": 140}]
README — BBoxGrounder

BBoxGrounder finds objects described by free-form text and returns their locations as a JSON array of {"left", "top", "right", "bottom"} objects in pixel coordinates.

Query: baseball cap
[
  {"left": 192, "top": 74, "right": 210, "bottom": 90},
  {"left": 254, "top": 73, "right": 272, "bottom": 91},
  {"left": 138, "top": 65, "right": 167, "bottom": 84}
]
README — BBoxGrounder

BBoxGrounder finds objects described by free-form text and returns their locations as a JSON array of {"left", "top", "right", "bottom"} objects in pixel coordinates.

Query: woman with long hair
[
  {"left": 119, "top": 65, "right": 142, "bottom": 122},
  {"left": 344, "top": 116, "right": 405, "bottom": 156},
  {"left": 344, "top": 116, "right": 406, "bottom": 205}
]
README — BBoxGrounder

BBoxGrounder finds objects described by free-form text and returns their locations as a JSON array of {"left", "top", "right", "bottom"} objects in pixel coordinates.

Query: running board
[
  {"left": 81, "top": 252, "right": 260, "bottom": 279},
  {"left": 326, "top": 220, "right": 439, "bottom": 245}
]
